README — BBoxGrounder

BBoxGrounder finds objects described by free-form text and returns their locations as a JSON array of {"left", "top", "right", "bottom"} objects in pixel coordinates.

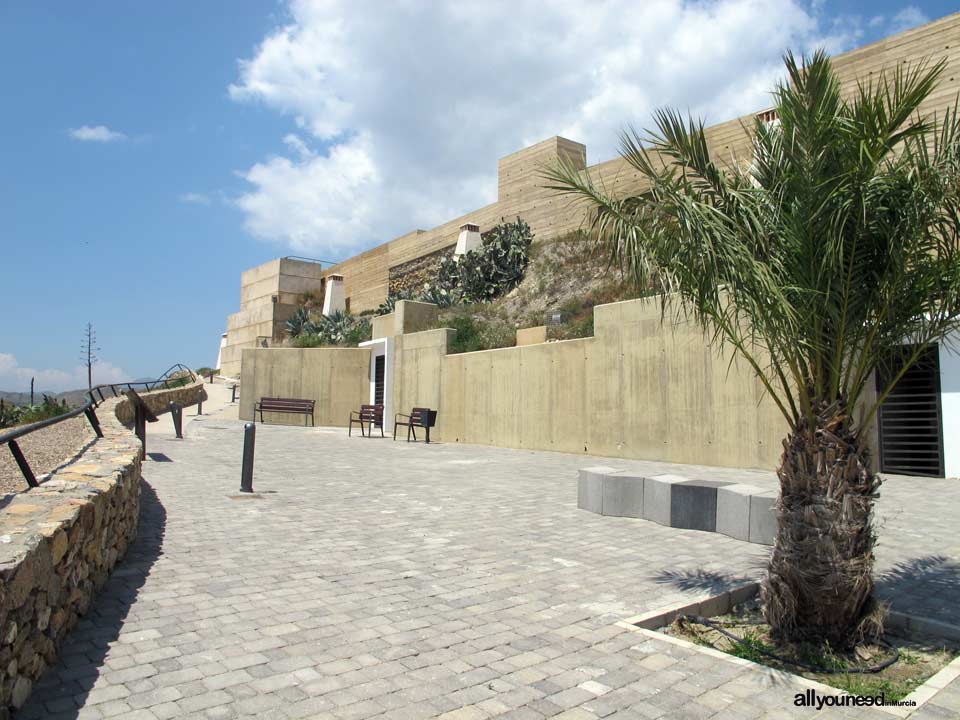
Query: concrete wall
[
  {"left": 516, "top": 326, "right": 547, "bottom": 346},
  {"left": 238, "top": 347, "right": 370, "bottom": 427},
  {"left": 221, "top": 258, "right": 328, "bottom": 377},
  {"left": 392, "top": 329, "right": 454, "bottom": 436},
  {"left": 392, "top": 296, "right": 788, "bottom": 470}
]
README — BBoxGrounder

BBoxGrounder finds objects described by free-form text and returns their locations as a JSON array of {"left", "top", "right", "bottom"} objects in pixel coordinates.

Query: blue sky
[{"left": 0, "top": 1, "right": 956, "bottom": 392}]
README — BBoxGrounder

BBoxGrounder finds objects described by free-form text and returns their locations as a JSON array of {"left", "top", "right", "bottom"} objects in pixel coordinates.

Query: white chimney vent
[
  {"left": 322, "top": 274, "right": 346, "bottom": 315},
  {"left": 454, "top": 223, "right": 481, "bottom": 257}
]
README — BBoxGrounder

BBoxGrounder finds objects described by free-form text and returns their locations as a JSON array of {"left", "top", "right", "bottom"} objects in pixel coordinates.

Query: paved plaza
[{"left": 16, "top": 387, "right": 960, "bottom": 719}]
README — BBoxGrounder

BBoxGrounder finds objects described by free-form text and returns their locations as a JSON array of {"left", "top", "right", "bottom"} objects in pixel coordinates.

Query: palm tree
[{"left": 545, "top": 51, "right": 960, "bottom": 648}]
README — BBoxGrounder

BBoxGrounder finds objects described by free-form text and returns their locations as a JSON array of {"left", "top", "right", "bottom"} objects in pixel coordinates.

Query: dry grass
[{"left": 667, "top": 599, "right": 957, "bottom": 702}]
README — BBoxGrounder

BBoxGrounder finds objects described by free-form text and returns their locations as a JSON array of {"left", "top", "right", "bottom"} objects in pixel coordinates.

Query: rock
[{"left": 10, "top": 675, "right": 30, "bottom": 708}]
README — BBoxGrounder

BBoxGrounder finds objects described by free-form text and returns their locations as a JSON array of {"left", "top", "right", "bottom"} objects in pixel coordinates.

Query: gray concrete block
[
  {"left": 716, "top": 483, "right": 759, "bottom": 542},
  {"left": 748, "top": 490, "right": 778, "bottom": 545},
  {"left": 642, "top": 474, "right": 689, "bottom": 527},
  {"left": 670, "top": 481, "right": 723, "bottom": 532},
  {"left": 578, "top": 467, "right": 619, "bottom": 514},
  {"left": 602, "top": 474, "right": 644, "bottom": 517}
]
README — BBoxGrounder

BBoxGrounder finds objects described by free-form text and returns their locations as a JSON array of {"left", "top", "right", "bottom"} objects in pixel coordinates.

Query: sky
[{"left": 0, "top": 0, "right": 956, "bottom": 393}]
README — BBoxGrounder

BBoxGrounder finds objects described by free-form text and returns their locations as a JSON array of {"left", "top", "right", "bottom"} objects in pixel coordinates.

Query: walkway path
[{"left": 16, "top": 385, "right": 960, "bottom": 719}]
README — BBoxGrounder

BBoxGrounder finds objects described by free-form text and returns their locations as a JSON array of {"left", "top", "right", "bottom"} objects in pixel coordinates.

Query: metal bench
[
  {"left": 349, "top": 404, "right": 384, "bottom": 437},
  {"left": 255, "top": 397, "right": 315, "bottom": 426},
  {"left": 393, "top": 407, "right": 437, "bottom": 443}
]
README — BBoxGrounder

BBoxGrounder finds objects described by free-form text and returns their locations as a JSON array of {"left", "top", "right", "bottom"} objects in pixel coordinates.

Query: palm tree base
[{"left": 763, "top": 401, "right": 883, "bottom": 649}]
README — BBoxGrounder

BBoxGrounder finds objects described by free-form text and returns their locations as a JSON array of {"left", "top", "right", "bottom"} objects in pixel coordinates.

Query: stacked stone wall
[
  {"left": 0, "top": 379, "right": 196, "bottom": 716},
  {"left": 114, "top": 379, "right": 207, "bottom": 425},
  {"left": 388, "top": 245, "right": 455, "bottom": 297}
]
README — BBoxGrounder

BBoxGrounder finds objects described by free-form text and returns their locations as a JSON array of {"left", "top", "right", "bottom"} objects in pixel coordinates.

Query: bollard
[
  {"left": 135, "top": 404, "right": 147, "bottom": 455},
  {"left": 169, "top": 401, "right": 183, "bottom": 439},
  {"left": 240, "top": 422, "right": 255, "bottom": 492},
  {"left": 197, "top": 388, "right": 203, "bottom": 416},
  {"left": 230, "top": 384, "right": 238, "bottom": 403}
]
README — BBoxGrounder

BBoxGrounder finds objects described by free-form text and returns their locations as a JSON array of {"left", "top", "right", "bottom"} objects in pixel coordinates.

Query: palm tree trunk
[{"left": 763, "top": 400, "right": 883, "bottom": 648}]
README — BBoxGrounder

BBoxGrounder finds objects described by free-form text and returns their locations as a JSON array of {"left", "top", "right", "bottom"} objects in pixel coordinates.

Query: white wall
[{"left": 940, "top": 334, "right": 960, "bottom": 478}]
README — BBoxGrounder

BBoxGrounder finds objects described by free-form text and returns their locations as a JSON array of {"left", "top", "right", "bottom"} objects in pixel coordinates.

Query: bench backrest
[
  {"left": 358, "top": 404, "right": 383, "bottom": 421},
  {"left": 259, "top": 397, "right": 315, "bottom": 410},
  {"left": 409, "top": 407, "right": 437, "bottom": 427}
]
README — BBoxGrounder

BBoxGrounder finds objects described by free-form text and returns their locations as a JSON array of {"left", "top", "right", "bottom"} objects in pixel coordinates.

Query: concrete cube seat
[{"left": 577, "top": 468, "right": 777, "bottom": 546}]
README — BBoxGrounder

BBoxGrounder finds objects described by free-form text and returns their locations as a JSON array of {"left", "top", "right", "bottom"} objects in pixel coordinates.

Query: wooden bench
[
  {"left": 255, "top": 397, "right": 315, "bottom": 426},
  {"left": 349, "top": 404, "right": 384, "bottom": 437},
  {"left": 393, "top": 407, "right": 437, "bottom": 443}
]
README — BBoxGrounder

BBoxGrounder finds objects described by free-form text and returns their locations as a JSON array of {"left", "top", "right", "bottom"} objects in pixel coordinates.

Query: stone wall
[
  {"left": 113, "top": 379, "right": 207, "bottom": 426},
  {"left": 0, "top": 380, "right": 192, "bottom": 716},
  {"left": 388, "top": 245, "right": 455, "bottom": 297}
]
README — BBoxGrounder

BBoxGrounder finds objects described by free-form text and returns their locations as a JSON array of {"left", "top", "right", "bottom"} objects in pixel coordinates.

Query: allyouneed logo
[{"left": 794, "top": 689, "right": 917, "bottom": 710}]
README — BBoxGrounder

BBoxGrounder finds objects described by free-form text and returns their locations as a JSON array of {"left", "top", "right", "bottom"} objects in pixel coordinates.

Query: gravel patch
[{"left": 0, "top": 415, "right": 96, "bottom": 495}]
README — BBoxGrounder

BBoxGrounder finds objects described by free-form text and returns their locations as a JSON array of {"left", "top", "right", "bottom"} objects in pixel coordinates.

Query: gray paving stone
[{"left": 14, "top": 395, "right": 959, "bottom": 720}]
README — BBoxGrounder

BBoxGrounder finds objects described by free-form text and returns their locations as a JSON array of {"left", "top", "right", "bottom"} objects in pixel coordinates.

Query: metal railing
[{"left": 0, "top": 363, "right": 197, "bottom": 488}]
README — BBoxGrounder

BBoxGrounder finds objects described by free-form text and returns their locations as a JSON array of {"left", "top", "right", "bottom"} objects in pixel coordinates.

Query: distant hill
[{"left": 0, "top": 388, "right": 92, "bottom": 409}]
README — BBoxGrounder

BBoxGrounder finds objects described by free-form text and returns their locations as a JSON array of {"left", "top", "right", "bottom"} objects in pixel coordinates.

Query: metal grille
[
  {"left": 374, "top": 355, "right": 385, "bottom": 407},
  {"left": 877, "top": 345, "right": 944, "bottom": 477}
]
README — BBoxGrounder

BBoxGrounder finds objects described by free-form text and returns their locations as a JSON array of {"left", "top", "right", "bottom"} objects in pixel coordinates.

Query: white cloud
[
  {"left": 228, "top": 0, "right": 899, "bottom": 257},
  {"left": 888, "top": 6, "right": 929, "bottom": 35},
  {"left": 0, "top": 353, "right": 130, "bottom": 394},
  {"left": 68, "top": 125, "right": 127, "bottom": 143},
  {"left": 180, "top": 192, "right": 213, "bottom": 206}
]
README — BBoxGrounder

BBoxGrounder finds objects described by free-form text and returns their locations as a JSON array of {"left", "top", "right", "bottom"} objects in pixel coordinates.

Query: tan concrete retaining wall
[
  {"left": 238, "top": 347, "right": 370, "bottom": 426},
  {"left": 0, "top": 396, "right": 144, "bottom": 715},
  {"left": 429, "top": 296, "right": 786, "bottom": 469}
]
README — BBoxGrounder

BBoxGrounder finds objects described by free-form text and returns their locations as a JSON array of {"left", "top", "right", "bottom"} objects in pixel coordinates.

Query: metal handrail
[
  {"left": 283, "top": 255, "right": 342, "bottom": 266},
  {"left": 1, "top": 363, "right": 198, "bottom": 487}
]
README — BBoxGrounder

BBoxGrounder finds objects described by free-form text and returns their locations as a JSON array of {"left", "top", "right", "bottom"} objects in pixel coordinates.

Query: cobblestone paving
[{"left": 16, "top": 389, "right": 960, "bottom": 719}]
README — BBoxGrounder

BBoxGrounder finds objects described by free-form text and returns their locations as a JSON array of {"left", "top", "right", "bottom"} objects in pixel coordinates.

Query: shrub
[
  {"left": 292, "top": 334, "right": 328, "bottom": 348},
  {"left": 1, "top": 395, "right": 71, "bottom": 428},
  {"left": 376, "top": 289, "right": 414, "bottom": 316},
  {"left": 285, "top": 306, "right": 314, "bottom": 338},
  {"left": 437, "top": 217, "right": 533, "bottom": 304},
  {"left": 0, "top": 401, "right": 23, "bottom": 429},
  {"left": 291, "top": 310, "right": 371, "bottom": 347},
  {"left": 445, "top": 315, "right": 516, "bottom": 354},
  {"left": 420, "top": 283, "right": 457, "bottom": 307}
]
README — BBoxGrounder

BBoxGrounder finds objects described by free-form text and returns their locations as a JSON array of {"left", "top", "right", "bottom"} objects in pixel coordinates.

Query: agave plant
[
  {"left": 545, "top": 51, "right": 960, "bottom": 647},
  {"left": 376, "top": 289, "right": 414, "bottom": 316},
  {"left": 420, "top": 283, "right": 457, "bottom": 307},
  {"left": 285, "top": 306, "right": 313, "bottom": 338},
  {"left": 315, "top": 309, "right": 354, "bottom": 344}
]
